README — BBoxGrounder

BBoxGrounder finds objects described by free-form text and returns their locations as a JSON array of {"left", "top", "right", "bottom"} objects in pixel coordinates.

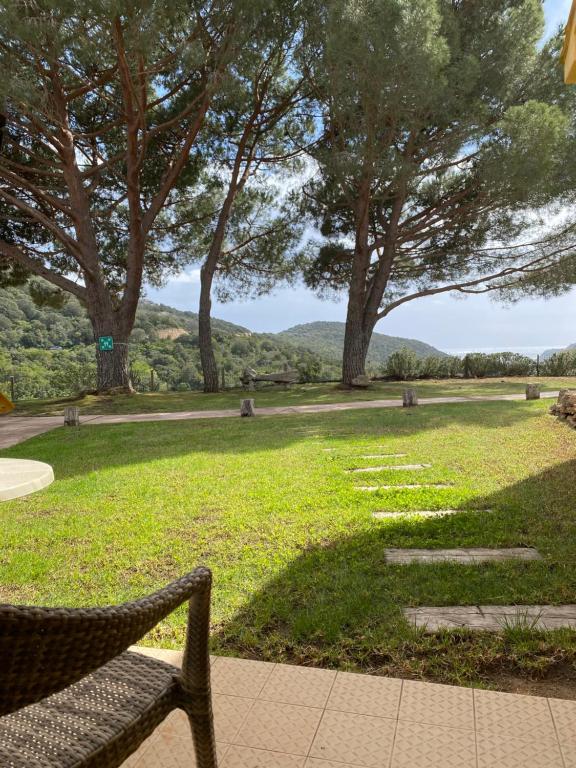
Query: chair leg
[{"left": 187, "top": 704, "right": 218, "bottom": 768}]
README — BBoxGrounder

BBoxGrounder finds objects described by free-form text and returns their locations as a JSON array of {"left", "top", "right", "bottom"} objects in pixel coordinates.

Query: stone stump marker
[
  {"left": 526, "top": 384, "right": 541, "bottom": 400},
  {"left": 240, "top": 399, "right": 255, "bottom": 417},
  {"left": 402, "top": 388, "right": 418, "bottom": 407},
  {"left": 64, "top": 406, "right": 80, "bottom": 426}
]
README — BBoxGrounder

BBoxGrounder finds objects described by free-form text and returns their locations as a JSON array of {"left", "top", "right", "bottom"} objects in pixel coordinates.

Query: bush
[
  {"left": 385, "top": 348, "right": 420, "bottom": 380},
  {"left": 418, "top": 355, "right": 462, "bottom": 379},
  {"left": 463, "top": 352, "right": 535, "bottom": 378},
  {"left": 542, "top": 350, "right": 576, "bottom": 376}
]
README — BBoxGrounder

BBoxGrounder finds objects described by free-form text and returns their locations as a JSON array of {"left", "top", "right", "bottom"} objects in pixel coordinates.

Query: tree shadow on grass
[
  {"left": 213, "top": 458, "right": 576, "bottom": 686},
  {"left": 1, "top": 399, "right": 555, "bottom": 481}
]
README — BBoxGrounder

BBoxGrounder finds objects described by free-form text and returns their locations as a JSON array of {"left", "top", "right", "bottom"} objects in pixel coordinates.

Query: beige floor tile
[
  {"left": 549, "top": 697, "right": 576, "bottom": 746},
  {"left": 305, "top": 761, "right": 362, "bottom": 768},
  {"left": 130, "top": 645, "right": 185, "bottom": 667},
  {"left": 399, "top": 680, "right": 474, "bottom": 730},
  {"left": 391, "top": 720, "right": 476, "bottom": 768},
  {"left": 259, "top": 663, "right": 336, "bottom": 708},
  {"left": 235, "top": 699, "right": 323, "bottom": 756},
  {"left": 223, "top": 745, "right": 306, "bottom": 767},
  {"left": 154, "top": 694, "right": 252, "bottom": 744},
  {"left": 121, "top": 747, "right": 147, "bottom": 768},
  {"left": 476, "top": 731, "right": 564, "bottom": 767},
  {"left": 130, "top": 645, "right": 218, "bottom": 668},
  {"left": 326, "top": 671, "right": 402, "bottom": 719},
  {"left": 212, "top": 656, "right": 275, "bottom": 698},
  {"left": 213, "top": 694, "right": 255, "bottom": 743},
  {"left": 474, "top": 689, "right": 557, "bottom": 743},
  {"left": 131, "top": 731, "right": 229, "bottom": 767},
  {"left": 561, "top": 742, "right": 576, "bottom": 767},
  {"left": 309, "top": 709, "right": 396, "bottom": 767}
]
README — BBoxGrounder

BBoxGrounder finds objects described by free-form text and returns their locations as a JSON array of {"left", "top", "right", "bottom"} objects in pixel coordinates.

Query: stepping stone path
[
  {"left": 360, "top": 453, "right": 407, "bottom": 459},
  {"left": 404, "top": 605, "right": 576, "bottom": 631},
  {"left": 357, "top": 484, "right": 451, "bottom": 491},
  {"left": 385, "top": 547, "right": 541, "bottom": 564},
  {"left": 372, "top": 509, "right": 491, "bottom": 519},
  {"left": 347, "top": 463, "right": 431, "bottom": 473}
]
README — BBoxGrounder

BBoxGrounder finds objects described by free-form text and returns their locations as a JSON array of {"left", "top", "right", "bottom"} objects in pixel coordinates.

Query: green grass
[
  {"left": 1, "top": 399, "right": 576, "bottom": 689},
  {"left": 12, "top": 375, "right": 576, "bottom": 416}
]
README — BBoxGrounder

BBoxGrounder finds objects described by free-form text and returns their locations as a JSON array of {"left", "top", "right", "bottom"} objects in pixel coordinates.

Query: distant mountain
[
  {"left": 276, "top": 321, "right": 446, "bottom": 368},
  {"left": 542, "top": 343, "right": 576, "bottom": 361},
  {"left": 0, "top": 285, "right": 337, "bottom": 399},
  {"left": 1, "top": 285, "right": 448, "bottom": 400}
]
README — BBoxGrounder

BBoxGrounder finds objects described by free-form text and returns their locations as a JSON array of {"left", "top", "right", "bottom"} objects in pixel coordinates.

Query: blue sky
[{"left": 148, "top": 0, "right": 576, "bottom": 356}]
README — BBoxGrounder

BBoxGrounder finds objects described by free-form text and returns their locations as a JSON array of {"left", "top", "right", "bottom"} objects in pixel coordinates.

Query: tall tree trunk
[
  {"left": 199, "top": 264, "right": 219, "bottom": 393},
  {"left": 87, "top": 295, "right": 134, "bottom": 394},
  {"left": 342, "top": 289, "right": 374, "bottom": 386}
]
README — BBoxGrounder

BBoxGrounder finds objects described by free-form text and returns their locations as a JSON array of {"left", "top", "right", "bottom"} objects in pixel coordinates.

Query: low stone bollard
[
  {"left": 526, "top": 384, "right": 541, "bottom": 400},
  {"left": 403, "top": 388, "right": 418, "bottom": 407},
  {"left": 64, "top": 406, "right": 80, "bottom": 426},
  {"left": 240, "top": 399, "right": 255, "bottom": 417}
]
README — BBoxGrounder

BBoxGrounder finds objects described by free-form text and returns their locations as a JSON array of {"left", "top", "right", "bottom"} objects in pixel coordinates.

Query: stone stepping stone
[
  {"left": 372, "top": 509, "right": 491, "bottom": 519},
  {"left": 347, "top": 464, "right": 431, "bottom": 473},
  {"left": 357, "top": 484, "right": 451, "bottom": 491},
  {"left": 404, "top": 605, "right": 576, "bottom": 631},
  {"left": 360, "top": 453, "right": 408, "bottom": 459},
  {"left": 385, "top": 547, "right": 541, "bottom": 564}
]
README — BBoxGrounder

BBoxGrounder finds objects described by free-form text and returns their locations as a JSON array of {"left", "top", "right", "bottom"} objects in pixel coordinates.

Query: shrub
[
  {"left": 385, "top": 347, "right": 420, "bottom": 380},
  {"left": 542, "top": 350, "right": 576, "bottom": 376}
]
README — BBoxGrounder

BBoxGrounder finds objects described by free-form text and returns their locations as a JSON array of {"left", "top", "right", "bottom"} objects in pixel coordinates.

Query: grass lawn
[
  {"left": 12, "top": 375, "right": 576, "bottom": 416},
  {"left": 1, "top": 398, "right": 576, "bottom": 694}
]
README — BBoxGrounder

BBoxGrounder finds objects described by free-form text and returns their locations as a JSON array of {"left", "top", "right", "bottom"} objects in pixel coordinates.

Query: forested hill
[
  {"left": 542, "top": 343, "right": 576, "bottom": 360},
  {"left": 1, "top": 285, "right": 445, "bottom": 400},
  {"left": 278, "top": 322, "right": 446, "bottom": 367}
]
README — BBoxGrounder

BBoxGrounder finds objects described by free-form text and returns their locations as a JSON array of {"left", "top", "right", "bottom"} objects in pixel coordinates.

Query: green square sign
[{"left": 98, "top": 335, "right": 114, "bottom": 352}]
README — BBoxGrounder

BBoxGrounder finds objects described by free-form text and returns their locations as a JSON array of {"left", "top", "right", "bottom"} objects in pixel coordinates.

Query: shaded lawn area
[
  {"left": 11, "top": 375, "right": 576, "bottom": 416},
  {"left": 1, "top": 399, "right": 576, "bottom": 693}
]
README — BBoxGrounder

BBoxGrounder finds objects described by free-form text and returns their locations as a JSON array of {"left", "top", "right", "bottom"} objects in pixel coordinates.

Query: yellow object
[
  {"left": 0, "top": 393, "right": 14, "bottom": 415},
  {"left": 562, "top": 0, "right": 576, "bottom": 84}
]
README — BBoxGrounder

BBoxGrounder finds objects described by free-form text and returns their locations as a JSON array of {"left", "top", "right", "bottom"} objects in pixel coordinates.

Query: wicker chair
[{"left": 0, "top": 567, "right": 217, "bottom": 767}]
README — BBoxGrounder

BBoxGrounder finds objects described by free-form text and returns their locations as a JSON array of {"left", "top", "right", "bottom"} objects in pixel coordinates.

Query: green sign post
[{"left": 98, "top": 336, "right": 114, "bottom": 352}]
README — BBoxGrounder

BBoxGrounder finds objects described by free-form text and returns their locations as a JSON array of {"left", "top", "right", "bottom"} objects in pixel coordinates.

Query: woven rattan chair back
[{"left": 0, "top": 569, "right": 211, "bottom": 716}]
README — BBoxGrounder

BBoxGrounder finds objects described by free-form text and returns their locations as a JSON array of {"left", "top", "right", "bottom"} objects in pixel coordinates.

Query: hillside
[
  {"left": 1, "top": 285, "right": 448, "bottom": 400},
  {"left": 542, "top": 342, "right": 576, "bottom": 360},
  {"left": 277, "top": 321, "right": 446, "bottom": 368},
  {"left": 0, "top": 285, "right": 336, "bottom": 399}
]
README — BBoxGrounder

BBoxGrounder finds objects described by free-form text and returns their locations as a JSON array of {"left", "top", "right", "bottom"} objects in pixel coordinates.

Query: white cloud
[{"left": 171, "top": 268, "right": 201, "bottom": 284}]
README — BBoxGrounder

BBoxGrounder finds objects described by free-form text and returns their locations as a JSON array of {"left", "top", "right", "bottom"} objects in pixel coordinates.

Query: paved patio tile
[
  {"left": 326, "top": 671, "right": 402, "bottom": 718},
  {"left": 235, "top": 700, "right": 323, "bottom": 756},
  {"left": 391, "top": 720, "right": 476, "bottom": 767},
  {"left": 259, "top": 663, "right": 336, "bottom": 708},
  {"left": 386, "top": 547, "right": 541, "bottom": 565},
  {"left": 562, "top": 744, "right": 576, "bottom": 767},
  {"left": 223, "top": 745, "right": 306, "bottom": 767},
  {"left": 474, "top": 688, "right": 557, "bottom": 743},
  {"left": 211, "top": 656, "right": 275, "bottom": 698},
  {"left": 121, "top": 648, "right": 576, "bottom": 768},
  {"left": 399, "top": 679, "right": 474, "bottom": 731},
  {"left": 309, "top": 709, "right": 396, "bottom": 767},
  {"left": 131, "top": 727, "right": 230, "bottom": 767},
  {"left": 476, "top": 731, "right": 564, "bottom": 767},
  {"left": 549, "top": 696, "right": 576, "bottom": 746}
]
